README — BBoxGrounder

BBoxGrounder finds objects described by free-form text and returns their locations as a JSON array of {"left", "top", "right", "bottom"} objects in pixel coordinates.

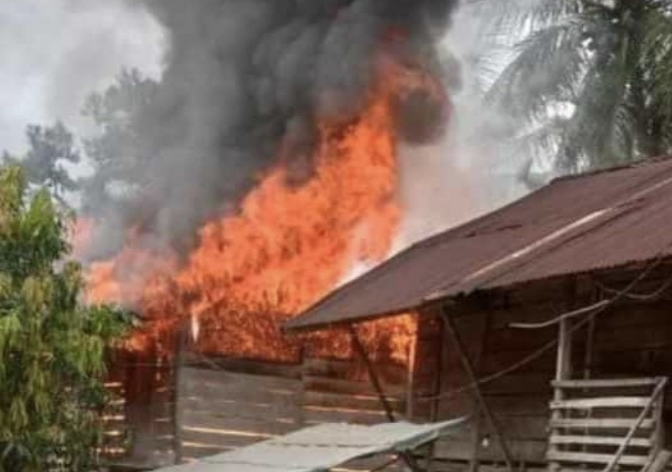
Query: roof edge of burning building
[{"left": 285, "top": 156, "right": 672, "bottom": 333}]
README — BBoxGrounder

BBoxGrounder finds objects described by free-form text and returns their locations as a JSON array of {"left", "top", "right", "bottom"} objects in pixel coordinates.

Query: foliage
[
  {"left": 479, "top": 0, "right": 672, "bottom": 176},
  {"left": 80, "top": 69, "right": 158, "bottom": 214},
  {"left": 2, "top": 122, "right": 80, "bottom": 207},
  {"left": 0, "top": 166, "right": 131, "bottom": 471}
]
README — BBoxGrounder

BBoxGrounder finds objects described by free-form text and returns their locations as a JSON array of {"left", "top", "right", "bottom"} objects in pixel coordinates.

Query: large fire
[{"left": 81, "top": 52, "right": 446, "bottom": 365}]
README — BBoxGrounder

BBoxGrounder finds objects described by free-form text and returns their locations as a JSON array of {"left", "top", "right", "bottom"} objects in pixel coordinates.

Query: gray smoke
[
  {"left": 88, "top": 0, "right": 460, "bottom": 258},
  {"left": 393, "top": 3, "right": 530, "bottom": 250}
]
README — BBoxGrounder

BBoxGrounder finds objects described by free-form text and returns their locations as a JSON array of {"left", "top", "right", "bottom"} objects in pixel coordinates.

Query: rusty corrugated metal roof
[{"left": 285, "top": 158, "right": 672, "bottom": 332}]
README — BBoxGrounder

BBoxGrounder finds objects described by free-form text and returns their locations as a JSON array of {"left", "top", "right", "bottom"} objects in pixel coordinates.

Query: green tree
[
  {"left": 0, "top": 166, "right": 131, "bottom": 471},
  {"left": 481, "top": 0, "right": 672, "bottom": 175},
  {"left": 12, "top": 123, "right": 78, "bottom": 202},
  {"left": 80, "top": 68, "right": 158, "bottom": 214},
  {"left": 2, "top": 122, "right": 80, "bottom": 207}
]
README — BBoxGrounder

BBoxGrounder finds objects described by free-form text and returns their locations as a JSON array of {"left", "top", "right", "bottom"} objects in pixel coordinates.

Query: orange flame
[
  {"left": 83, "top": 53, "right": 444, "bottom": 364},
  {"left": 69, "top": 217, "right": 94, "bottom": 260}
]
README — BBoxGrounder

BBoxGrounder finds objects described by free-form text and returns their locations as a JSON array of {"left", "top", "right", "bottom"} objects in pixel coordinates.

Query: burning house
[
  {"left": 284, "top": 157, "right": 672, "bottom": 472},
  {"left": 78, "top": 0, "right": 460, "bottom": 469},
  {"left": 71, "top": 1, "right": 672, "bottom": 471},
  {"left": 103, "top": 157, "right": 672, "bottom": 472}
]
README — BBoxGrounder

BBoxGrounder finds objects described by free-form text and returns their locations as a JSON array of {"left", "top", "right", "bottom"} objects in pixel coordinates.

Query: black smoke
[{"left": 88, "top": 0, "right": 459, "bottom": 259}]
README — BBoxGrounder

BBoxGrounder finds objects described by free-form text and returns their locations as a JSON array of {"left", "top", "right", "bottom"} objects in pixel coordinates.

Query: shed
[{"left": 285, "top": 158, "right": 672, "bottom": 472}]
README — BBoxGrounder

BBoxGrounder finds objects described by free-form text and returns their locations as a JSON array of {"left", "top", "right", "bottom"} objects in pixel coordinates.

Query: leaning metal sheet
[{"left": 157, "top": 419, "right": 466, "bottom": 472}]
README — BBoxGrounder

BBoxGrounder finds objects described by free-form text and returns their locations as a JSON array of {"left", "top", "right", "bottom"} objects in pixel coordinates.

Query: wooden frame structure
[{"left": 105, "top": 264, "right": 672, "bottom": 472}]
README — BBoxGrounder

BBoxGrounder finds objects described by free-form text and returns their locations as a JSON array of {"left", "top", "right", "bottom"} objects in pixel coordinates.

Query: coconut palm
[{"left": 477, "top": 0, "right": 672, "bottom": 176}]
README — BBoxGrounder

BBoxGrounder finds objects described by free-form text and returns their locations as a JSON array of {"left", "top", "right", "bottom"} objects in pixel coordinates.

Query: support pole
[
  {"left": 469, "top": 310, "right": 493, "bottom": 472},
  {"left": 348, "top": 324, "right": 396, "bottom": 422},
  {"left": 550, "top": 281, "right": 575, "bottom": 472},
  {"left": 426, "top": 311, "right": 447, "bottom": 472},
  {"left": 441, "top": 307, "right": 515, "bottom": 472},
  {"left": 172, "top": 326, "right": 186, "bottom": 465},
  {"left": 348, "top": 325, "right": 422, "bottom": 472}
]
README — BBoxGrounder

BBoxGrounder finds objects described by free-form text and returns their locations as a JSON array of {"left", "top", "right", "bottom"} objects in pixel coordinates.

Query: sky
[
  {"left": 0, "top": 0, "right": 526, "bottom": 225},
  {"left": 0, "top": 0, "right": 165, "bottom": 155}
]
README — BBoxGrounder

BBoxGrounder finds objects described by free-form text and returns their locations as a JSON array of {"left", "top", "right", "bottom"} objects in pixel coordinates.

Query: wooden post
[
  {"left": 348, "top": 324, "right": 423, "bottom": 472},
  {"left": 172, "top": 326, "right": 186, "bottom": 465},
  {"left": 348, "top": 325, "right": 396, "bottom": 422},
  {"left": 652, "top": 380, "right": 666, "bottom": 466},
  {"left": 469, "top": 310, "right": 493, "bottom": 472},
  {"left": 550, "top": 281, "right": 575, "bottom": 472},
  {"left": 441, "top": 307, "right": 515, "bottom": 472},
  {"left": 425, "top": 311, "right": 447, "bottom": 472},
  {"left": 583, "top": 282, "right": 598, "bottom": 381},
  {"left": 295, "top": 345, "right": 306, "bottom": 428},
  {"left": 405, "top": 328, "right": 418, "bottom": 421}
]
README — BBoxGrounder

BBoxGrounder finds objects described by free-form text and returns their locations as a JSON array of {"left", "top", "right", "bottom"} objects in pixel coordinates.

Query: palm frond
[
  {"left": 556, "top": 24, "right": 638, "bottom": 171},
  {"left": 486, "top": 20, "right": 587, "bottom": 123},
  {"left": 468, "top": 0, "right": 582, "bottom": 34},
  {"left": 642, "top": 7, "right": 672, "bottom": 117}
]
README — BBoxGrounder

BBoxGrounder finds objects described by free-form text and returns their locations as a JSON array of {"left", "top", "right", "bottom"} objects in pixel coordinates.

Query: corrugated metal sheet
[
  {"left": 154, "top": 419, "right": 466, "bottom": 472},
  {"left": 285, "top": 158, "right": 672, "bottom": 331}
]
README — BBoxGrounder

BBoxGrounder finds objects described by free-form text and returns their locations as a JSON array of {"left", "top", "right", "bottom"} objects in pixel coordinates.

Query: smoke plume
[{"left": 87, "top": 0, "right": 460, "bottom": 260}]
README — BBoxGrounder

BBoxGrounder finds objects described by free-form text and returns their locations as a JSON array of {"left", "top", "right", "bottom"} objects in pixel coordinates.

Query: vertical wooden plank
[
  {"left": 555, "top": 318, "right": 573, "bottom": 383},
  {"left": 550, "top": 279, "right": 576, "bottom": 472},
  {"left": 348, "top": 325, "right": 423, "bottom": 472},
  {"left": 426, "top": 312, "right": 446, "bottom": 472},
  {"left": 470, "top": 310, "right": 493, "bottom": 472},
  {"left": 442, "top": 308, "right": 514, "bottom": 472},
  {"left": 582, "top": 288, "right": 597, "bottom": 381},
  {"left": 348, "top": 325, "right": 396, "bottom": 422},
  {"left": 405, "top": 320, "right": 418, "bottom": 420},
  {"left": 172, "top": 327, "right": 186, "bottom": 465},
  {"left": 295, "top": 346, "right": 306, "bottom": 428},
  {"left": 652, "top": 388, "right": 665, "bottom": 462}
]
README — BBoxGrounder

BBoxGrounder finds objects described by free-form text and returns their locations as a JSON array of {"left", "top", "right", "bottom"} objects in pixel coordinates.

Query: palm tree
[{"left": 477, "top": 0, "right": 672, "bottom": 176}]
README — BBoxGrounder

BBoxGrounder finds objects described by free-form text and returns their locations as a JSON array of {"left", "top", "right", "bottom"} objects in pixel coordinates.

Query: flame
[
  {"left": 83, "top": 53, "right": 444, "bottom": 364},
  {"left": 69, "top": 217, "right": 94, "bottom": 260}
]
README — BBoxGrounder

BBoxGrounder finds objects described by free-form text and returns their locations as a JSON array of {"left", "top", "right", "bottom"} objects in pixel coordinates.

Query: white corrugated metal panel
[{"left": 158, "top": 419, "right": 467, "bottom": 472}]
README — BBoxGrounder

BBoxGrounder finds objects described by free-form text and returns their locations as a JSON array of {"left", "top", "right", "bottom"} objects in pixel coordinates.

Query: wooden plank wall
[
  {"left": 178, "top": 357, "right": 303, "bottom": 461},
  {"left": 103, "top": 351, "right": 177, "bottom": 470},
  {"left": 412, "top": 305, "right": 559, "bottom": 468},
  {"left": 301, "top": 356, "right": 410, "bottom": 471},
  {"left": 411, "top": 267, "right": 672, "bottom": 471},
  {"left": 177, "top": 353, "right": 412, "bottom": 471}
]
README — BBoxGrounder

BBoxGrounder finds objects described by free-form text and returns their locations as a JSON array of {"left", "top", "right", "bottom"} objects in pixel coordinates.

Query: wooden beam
[
  {"left": 347, "top": 325, "right": 396, "bottom": 422},
  {"left": 470, "top": 310, "right": 493, "bottom": 472},
  {"left": 548, "top": 451, "right": 649, "bottom": 466},
  {"left": 549, "top": 418, "right": 655, "bottom": 429},
  {"left": 550, "top": 280, "right": 576, "bottom": 472},
  {"left": 549, "top": 435, "right": 652, "bottom": 448},
  {"left": 550, "top": 397, "right": 652, "bottom": 409},
  {"left": 172, "top": 326, "right": 187, "bottom": 465},
  {"left": 603, "top": 378, "right": 667, "bottom": 472},
  {"left": 425, "top": 310, "right": 446, "bottom": 472},
  {"left": 441, "top": 307, "right": 515, "bottom": 472},
  {"left": 405, "top": 326, "right": 417, "bottom": 420},
  {"left": 583, "top": 302, "right": 597, "bottom": 380},
  {"left": 552, "top": 378, "right": 661, "bottom": 389},
  {"left": 643, "top": 449, "right": 672, "bottom": 472},
  {"left": 347, "top": 325, "right": 423, "bottom": 472}
]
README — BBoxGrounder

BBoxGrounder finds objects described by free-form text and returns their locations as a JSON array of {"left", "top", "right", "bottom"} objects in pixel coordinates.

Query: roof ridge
[
  {"left": 551, "top": 155, "right": 672, "bottom": 184},
  {"left": 426, "top": 167, "right": 672, "bottom": 302}
]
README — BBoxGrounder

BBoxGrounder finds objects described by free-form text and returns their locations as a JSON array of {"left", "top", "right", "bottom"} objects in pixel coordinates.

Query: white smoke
[
  {"left": 0, "top": 0, "right": 165, "bottom": 156},
  {"left": 395, "top": 2, "right": 529, "bottom": 251}
]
